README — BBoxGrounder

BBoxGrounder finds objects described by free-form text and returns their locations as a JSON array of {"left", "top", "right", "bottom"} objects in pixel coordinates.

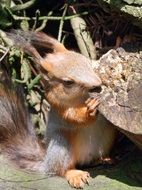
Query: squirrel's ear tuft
[
  {"left": 7, "top": 30, "right": 68, "bottom": 73},
  {"left": 35, "top": 32, "right": 67, "bottom": 52},
  {"left": 7, "top": 30, "right": 67, "bottom": 54},
  {"left": 22, "top": 31, "right": 67, "bottom": 52}
]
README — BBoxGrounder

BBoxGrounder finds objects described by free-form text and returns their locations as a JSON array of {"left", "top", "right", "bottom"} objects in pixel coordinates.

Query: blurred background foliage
[{"left": 0, "top": 0, "right": 142, "bottom": 137}]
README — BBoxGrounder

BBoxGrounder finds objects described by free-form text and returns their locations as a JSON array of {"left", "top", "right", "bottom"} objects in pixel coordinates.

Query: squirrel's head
[
  {"left": 38, "top": 35, "right": 102, "bottom": 108},
  {"left": 8, "top": 30, "right": 101, "bottom": 108}
]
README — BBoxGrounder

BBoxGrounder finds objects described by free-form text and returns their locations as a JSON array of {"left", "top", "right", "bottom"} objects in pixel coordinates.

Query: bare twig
[
  {"left": 58, "top": 4, "right": 68, "bottom": 42},
  {"left": 32, "top": 10, "right": 40, "bottom": 31},
  {"left": 69, "top": 6, "right": 96, "bottom": 59},
  {"left": 11, "top": 0, "right": 36, "bottom": 11},
  {"left": 9, "top": 11, "right": 89, "bottom": 21},
  {"left": 0, "top": 47, "right": 9, "bottom": 62},
  {"left": 35, "top": 10, "right": 53, "bottom": 32}
]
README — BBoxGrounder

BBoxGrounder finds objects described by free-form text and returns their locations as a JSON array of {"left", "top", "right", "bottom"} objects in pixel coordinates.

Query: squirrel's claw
[
  {"left": 65, "top": 169, "right": 90, "bottom": 189},
  {"left": 85, "top": 95, "right": 101, "bottom": 117}
]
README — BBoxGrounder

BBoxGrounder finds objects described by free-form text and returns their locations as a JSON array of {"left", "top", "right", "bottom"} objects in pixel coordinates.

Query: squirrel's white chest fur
[{"left": 74, "top": 114, "right": 116, "bottom": 165}]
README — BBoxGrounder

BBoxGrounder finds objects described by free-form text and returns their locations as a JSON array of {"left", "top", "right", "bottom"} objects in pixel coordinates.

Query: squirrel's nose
[{"left": 88, "top": 86, "right": 102, "bottom": 93}]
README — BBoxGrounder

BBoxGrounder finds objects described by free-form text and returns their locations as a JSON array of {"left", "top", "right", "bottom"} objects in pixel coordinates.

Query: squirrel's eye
[{"left": 63, "top": 79, "right": 74, "bottom": 86}]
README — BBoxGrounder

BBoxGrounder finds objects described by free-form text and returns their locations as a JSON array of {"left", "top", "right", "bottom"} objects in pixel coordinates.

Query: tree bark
[{"left": 93, "top": 46, "right": 142, "bottom": 149}]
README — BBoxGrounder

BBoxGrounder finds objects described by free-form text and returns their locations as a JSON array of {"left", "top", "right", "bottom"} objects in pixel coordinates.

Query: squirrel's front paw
[
  {"left": 85, "top": 94, "right": 101, "bottom": 117},
  {"left": 65, "top": 169, "right": 90, "bottom": 189}
]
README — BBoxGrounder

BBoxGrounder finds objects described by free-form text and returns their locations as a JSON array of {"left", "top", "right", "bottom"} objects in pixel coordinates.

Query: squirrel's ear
[
  {"left": 8, "top": 30, "right": 67, "bottom": 53},
  {"left": 33, "top": 32, "right": 67, "bottom": 53},
  {"left": 7, "top": 30, "right": 67, "bottom": 73}
]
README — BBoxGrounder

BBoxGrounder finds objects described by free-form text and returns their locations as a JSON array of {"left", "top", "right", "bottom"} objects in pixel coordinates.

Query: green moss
[{"left": 0, "top": 149, "right": 141, "bottom": 190}]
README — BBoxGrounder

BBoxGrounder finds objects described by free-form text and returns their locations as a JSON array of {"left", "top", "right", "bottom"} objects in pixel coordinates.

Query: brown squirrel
[{"left": 0, "top": 30, "right": 116, "bottom": 188}]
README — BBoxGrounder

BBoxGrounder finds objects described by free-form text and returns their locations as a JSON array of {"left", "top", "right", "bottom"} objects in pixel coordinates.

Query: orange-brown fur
[
  {"left": 5, "top": 30, "right": 117, "bottom": 189},
  {"left": 50, "top": 103, "right": 96, "bottom": 125}
]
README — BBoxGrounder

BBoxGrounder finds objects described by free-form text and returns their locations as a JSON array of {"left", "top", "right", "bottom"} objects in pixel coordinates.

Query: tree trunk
[{"left": 93, "top": 45, "right": 142, "bottom": 149}]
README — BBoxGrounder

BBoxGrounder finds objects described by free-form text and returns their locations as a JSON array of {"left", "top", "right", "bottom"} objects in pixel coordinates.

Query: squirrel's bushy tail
[{"left": 0, "top": 71, "right": 44, "bottom": 170}]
